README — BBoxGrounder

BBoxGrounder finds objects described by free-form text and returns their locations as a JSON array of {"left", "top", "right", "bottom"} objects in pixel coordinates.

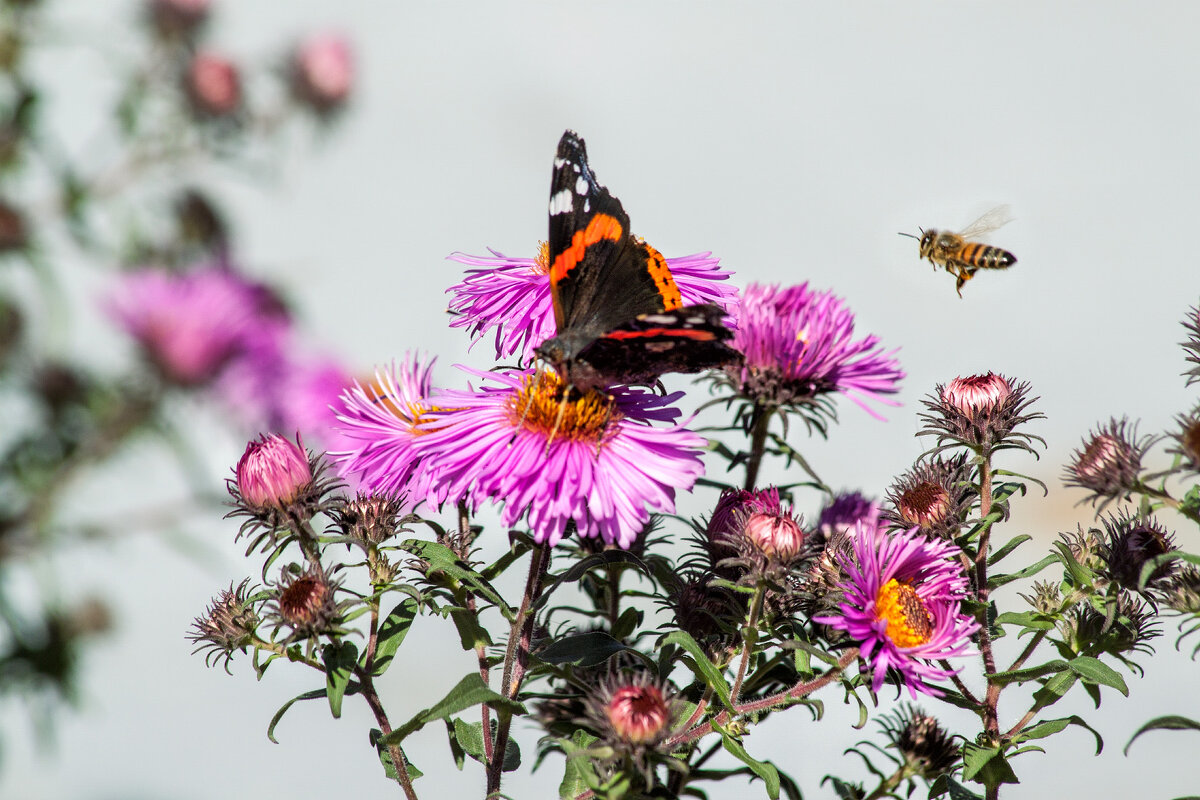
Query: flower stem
[
  {"left": 458, "top": 501, "right": 493, "bottom": 762},
  {"left": 974, "top": 450, "right": 1001, "bottom": 739},
  {"left": 743, "top": 405, "right": 773, "bottom": 491},
  {"left": 487, "top": 543, "right": 551, "bottom": 796},
  {"left": 730, "top": 585, "right": 765, "bottom": 702}
]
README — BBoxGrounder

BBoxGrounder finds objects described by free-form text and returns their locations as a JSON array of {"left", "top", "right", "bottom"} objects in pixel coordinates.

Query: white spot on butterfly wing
[
  {"left": 575, "top": 176, "right": 589, "bottom": 195},
  {"left": 549, "top": 189, "right": 574, "bottom": 215}
]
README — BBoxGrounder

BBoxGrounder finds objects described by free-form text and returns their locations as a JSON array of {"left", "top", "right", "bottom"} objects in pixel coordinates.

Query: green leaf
[
  {"left": 721, "top": 733, "right": 780, "bottom": 800},
  {"left": 961, "top": 744, "right": 1017, "bottom": 787},
  {"left": 987, "top": 534, "right": 1031, "bottom": 566},
  {"left": 993, "top": 610, "right": 1055, "bottom": 631},
  {"left": 930, "top": 775, "right": 984, "bottom": 799},
  {"left": 449, "top": 609, "right": 493, "bottom": 651},
  {"left": 988, "top": 659, "right": 1068, "bottom": 686},
  {"left": 451, "top": 718, "right": 522, "bottom": 771},
  {"left": 660, "top": 630, "right": 733, "bottom": 711},
  {"left": 535, "top": 630, "right": 630, "bottom": 667},
  {"left": 1124, "top": 715, "right": 1200, "bottom": 755},
  {"left": 558, "top": 729, "right": 600, "bottom": 799},
  {"left": 481, "top": 537, "right": 534, "bottom": 581},
  {"left": 1031, "top": 669, "right": 1078, "bottom": 707},
  {"left": 1015, "top": 715, "right": 1103, "bottom": 754},
  {"left": 445, "top": 718, "right": 467, "bottom": 770},
  {"left": 374, "top": 598, "right": 419, "bottom": 675},
  {"left": 400, "top": 539, "right": 514, "bottom": 619},
  {"left": 381, "top": 673, "right": 526, "bottom": 747},
  {"left": 988, "top": 554, "right": 1057, "bottom": 589},
  {"left": 371, "top": 728, "right": 423, "bottom": 781},
  {"left": 267, "top": 689, "right": 327, "bottom": 744},
  {"left": 323, "top": 641, "right": 358, "bottom": 719},
  {"left": 1068, "top": 656, "right": 1128, "bottom": 696}
]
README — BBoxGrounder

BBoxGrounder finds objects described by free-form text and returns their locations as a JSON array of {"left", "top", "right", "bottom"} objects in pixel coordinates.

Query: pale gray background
[{"left": 4, "top": 1, "right": 1200, "bottom": 798}]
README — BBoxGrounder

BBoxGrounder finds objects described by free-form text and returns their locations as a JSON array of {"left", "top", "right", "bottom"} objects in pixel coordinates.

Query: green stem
[
  {"left": 730, "top": 585, "right": 766, "bottom": 702},
  {"left": 743, "top": 405, "right": 773, "bottom": 491},
  {"left": 975, "top": 451, "right": 1001, "bottom": 740}
]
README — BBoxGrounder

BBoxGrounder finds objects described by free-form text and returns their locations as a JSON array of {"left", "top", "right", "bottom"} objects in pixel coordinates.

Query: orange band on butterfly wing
[{"left": 642, "top": 242, "right": 682, "bottom": 311}]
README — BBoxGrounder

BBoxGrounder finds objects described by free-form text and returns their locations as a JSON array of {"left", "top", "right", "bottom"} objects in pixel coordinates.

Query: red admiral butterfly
[{"left": 535, "top": 130, "right": 739, "bottom": 393}]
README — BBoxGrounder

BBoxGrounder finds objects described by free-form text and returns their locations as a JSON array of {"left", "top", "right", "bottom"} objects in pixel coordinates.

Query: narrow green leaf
[
  {"left": 1068, "top": 656, "right": 1128, "bottom": 695},
  {"left": 661, "top": 630, "right": 733, "bottom": 710},
  {"left": 267, "top": 688, "right": 327, "bottom": 744},
  {"left": 988, "top": 554, "right": 1057, "bottom": 589},
  {"left": 481, "top": 537, "right": 534, "bottom": 581},
  {"left": 451, "top": 718, "right": 521, "bottom": 771},
  {"left": 445, "top": 718, "right": 467, "bottom": 770},
  {"left": 987, "top": 534, "right": 1031, "bottom": 565},
  {"left": 993, "top": 610, "right": 1055, "bottom": 631},
  {"left": 1030, "top": 670, "right": 1078, "bottom": 709},
  {"left": 1124, "top": 715, "right": 1200, "bottom": 755},
  {"left": 323, "top": 641, "right": 358, "bottom": 719},
  {"left": 371, "top": 728, "right": 423, "bottom": 781},
  {"left": 988, "top": 659, "right": 1068, "bottom": 686},
  {"left": 381, "top": 673, "right": 526, "bottom": 747},
  {"left": 962, "top": 744, "right": 1017, "bottom": 788},
  {"left": 374, "top": 598, "right": 418, "bottom": 675},
  {"left": 721, "top": 733, "right": 780, "bottom": 800},
  {"left": 1015, "top": 715, "right": 1103, "bottom": 754}
]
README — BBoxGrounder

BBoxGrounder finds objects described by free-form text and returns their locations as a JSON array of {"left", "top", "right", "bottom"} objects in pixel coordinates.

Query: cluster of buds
[{"left": 146, "top": 1, "right": 354, "bottom": 121}]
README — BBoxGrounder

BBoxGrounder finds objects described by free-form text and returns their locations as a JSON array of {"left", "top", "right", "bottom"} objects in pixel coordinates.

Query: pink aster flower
[
  {"left": 332, "top": 355, "right": 440, "bottom": 512},
  {"left": 108, "top": 266, "right": 273, "bottom": 387},
  {"left": 720, "top": 283, "right": 903, "bottom": 421},
  {"left": 413, "top": 368, "right": 705, "bottom": 548},
  {"left": 446, "top": 245, "right": 739, "bottom": 361},
  {"left": 817, "top": 491, "right": 882, "bottom": 540},
  {"left": 185, "top": 51, "right": 242, "bottom": 117},
  {"left": 815, "top": 525, "right": 979, "bottom": 697}
]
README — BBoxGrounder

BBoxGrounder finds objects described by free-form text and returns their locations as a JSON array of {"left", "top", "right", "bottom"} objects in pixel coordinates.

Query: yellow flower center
[
  {"left": 533, "top": 240, "right": 550, "bottom": 275},
  {"left": 876, "top": 578, "right": 934, "bottom": 648},
  {"left": 508, "top": 371, "right": 615, "bottom": 443}
]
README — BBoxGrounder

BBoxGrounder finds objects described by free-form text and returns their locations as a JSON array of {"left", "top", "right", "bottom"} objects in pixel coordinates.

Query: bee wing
[{"left": 958, "top": 205, "right": 1013, "bottom": 239}]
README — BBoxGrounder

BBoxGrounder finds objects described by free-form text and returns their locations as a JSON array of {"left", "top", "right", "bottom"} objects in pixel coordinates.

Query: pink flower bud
[
  {"left": 235, "top": 434, "right": 312, "bottom": 510},
  {"left": 743, "top": 511, "right": 805, "bottom": 559},
  {"left": 291, "top": 34, "right": 353, "bottom": 112},
  {"left": 186, "top": 52, "right": 242, "bottom": 117},
  {"left": 605, "top": 683, "right": 670, "bottom": 745},
  {"left": 940, "top": 372, "right": 1012, "bottom": 415}
]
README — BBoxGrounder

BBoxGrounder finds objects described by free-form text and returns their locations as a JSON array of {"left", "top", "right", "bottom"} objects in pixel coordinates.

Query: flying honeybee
[{"left": 900, "top": 205, "right": 1017, "bottom": 297}]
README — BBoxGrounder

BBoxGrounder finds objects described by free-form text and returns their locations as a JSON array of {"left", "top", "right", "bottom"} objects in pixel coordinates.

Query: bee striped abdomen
[{"left": 959, "top": 242, "right": 1016, "bottom": 270}]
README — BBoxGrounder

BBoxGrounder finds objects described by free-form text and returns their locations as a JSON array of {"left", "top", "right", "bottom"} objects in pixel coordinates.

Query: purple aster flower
[
  {"left": 107, "top": 266, "right": 270, "bottom": 387},
  {"left": 413, "top": 367, "right": 705, "bottom": 548},
  {"left": 332, "top": 354, "right": 440, "bottom": 512},
  {"left": 717, "top": 282, "right": 903, "bottom": 423},
  {"left": 446, "top": 245, "right": 739, "bottom": 361},
  {"left": 817, "top": 491, "right": 882, "bottom": 540},
  {"left": 815, "top": 525, "right": 979, "bottom": 697}
]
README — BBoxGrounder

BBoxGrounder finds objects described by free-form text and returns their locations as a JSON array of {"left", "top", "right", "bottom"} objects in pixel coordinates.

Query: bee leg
[{"left": 954, "top": 265, "right": 976, "bottom": 297}]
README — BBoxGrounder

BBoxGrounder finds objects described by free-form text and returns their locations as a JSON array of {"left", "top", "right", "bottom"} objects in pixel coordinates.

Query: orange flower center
[
  {"left": 876, "top": 578, "right": 934, "bottom": 648},
  {"left": 898, "top": 482, "right": 951, "bottom": 527},
  {"left": 508, "top": 371, "right": 614, "bottom": 443}
]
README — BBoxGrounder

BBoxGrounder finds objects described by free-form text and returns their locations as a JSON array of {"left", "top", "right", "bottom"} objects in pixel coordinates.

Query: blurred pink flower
[
  {"left": 291, "top": 34, "right": 354, "bottom": 112},
  {"left": 186, "top": 52, "right": 242, "bottom": 117}
]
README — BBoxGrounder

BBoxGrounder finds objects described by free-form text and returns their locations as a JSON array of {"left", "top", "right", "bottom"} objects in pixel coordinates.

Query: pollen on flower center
[
  {"left": 509, "top": 371, "right": 615, "bottom": 441},
  {"left": 876, "top": 578, "right": 934, "bottom": 648},
  {"left": 533, "top": 240, "right": 550, "bottom": 275}
]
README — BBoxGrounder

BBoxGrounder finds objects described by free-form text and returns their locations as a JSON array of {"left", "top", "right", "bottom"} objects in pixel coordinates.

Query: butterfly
[{"left": 534, "top": 130, "right": 739, "bottom": 394}]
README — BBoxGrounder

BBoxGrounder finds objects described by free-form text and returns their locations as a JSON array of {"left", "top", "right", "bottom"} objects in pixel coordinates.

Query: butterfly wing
[{"left": 547, "top": 130, "right": 681, "bottom": 337}]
